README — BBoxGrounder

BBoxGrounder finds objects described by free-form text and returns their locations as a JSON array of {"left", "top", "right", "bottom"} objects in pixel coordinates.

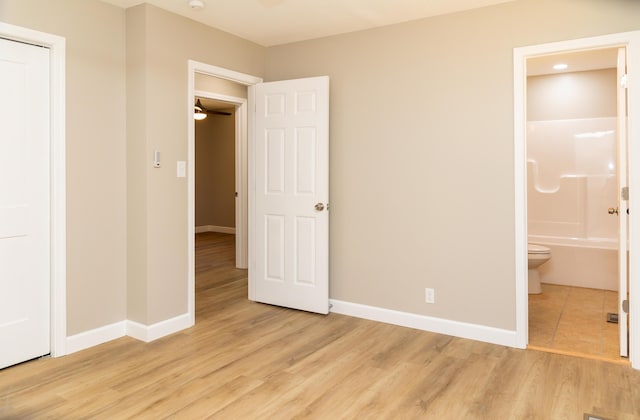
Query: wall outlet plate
[{"left": 425, "top": 288, "right": 435, "bottom": 304}]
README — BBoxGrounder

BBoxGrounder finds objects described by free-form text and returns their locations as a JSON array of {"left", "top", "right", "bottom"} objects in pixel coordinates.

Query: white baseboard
[
  {"left": 66, "top": 321, "right": 126, "bottom": 355},
  {"left": 66, "top": 302, "right": 515, "bottom": 356},
  {"left": 126, "top": 313, "right": 193, "bottom": 343},
  {"left": 64, "top": 314, "right": 193, "bottom": 354},
  {"left": 329, "top": 299, "right": 518, "bottom": 348},
  {"left": 195, "top": 225, "right": 236, "bottom": 234}
]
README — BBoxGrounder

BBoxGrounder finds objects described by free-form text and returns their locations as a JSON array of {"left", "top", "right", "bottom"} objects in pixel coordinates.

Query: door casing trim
[{"left": 513, "top": 31, "right": 640, "bottom": 369}]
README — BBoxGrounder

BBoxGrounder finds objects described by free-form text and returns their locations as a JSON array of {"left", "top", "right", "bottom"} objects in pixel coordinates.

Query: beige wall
[
  {"left": 125, "top": 4, "right": 148, "bottom": 323},
  {"left": 1, "top": 0, "right": 128, "bottom": 335},
  {"left": 126, "top": 4, "right": 265, "bottom": 324},
  {"left": 3, "top": 0, "right": 639, "bottom": 338},
  {"left": 195, "top": 111, "right": 236, "bottom": 228},
  {"left": 528, "top": 69, "right": 617, "bottom": 121},
  {"left": 264, "top": 0, "right": 640, "bottom": 330}
]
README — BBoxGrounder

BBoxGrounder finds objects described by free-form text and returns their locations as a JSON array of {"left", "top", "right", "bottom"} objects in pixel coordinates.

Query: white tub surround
[{"left": 531, "top": 239, "right": 618, "bottom": 291}]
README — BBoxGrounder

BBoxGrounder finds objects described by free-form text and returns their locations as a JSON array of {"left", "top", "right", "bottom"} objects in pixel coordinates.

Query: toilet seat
[{"left": 528, "top": 244, "right": 551, "bottom": 254}]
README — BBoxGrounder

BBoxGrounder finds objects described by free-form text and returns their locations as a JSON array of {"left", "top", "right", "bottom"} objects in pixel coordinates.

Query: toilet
[{"left": 528, "top": 244, "right": 551, "bottom": 294}]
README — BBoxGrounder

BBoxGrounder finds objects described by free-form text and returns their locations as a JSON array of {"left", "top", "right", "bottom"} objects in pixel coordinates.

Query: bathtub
[{"left": 528, "top": 234, "right": 618, "bottom": 291}]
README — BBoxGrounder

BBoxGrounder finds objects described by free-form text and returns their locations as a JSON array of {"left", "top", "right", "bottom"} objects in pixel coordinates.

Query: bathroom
[{"left": 526, "top": 48, "right": 626, "bottom": 361}]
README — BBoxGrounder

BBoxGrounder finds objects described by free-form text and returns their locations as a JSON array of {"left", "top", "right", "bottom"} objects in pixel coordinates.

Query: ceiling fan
[{"left": 194, "top": 98, "right": 233, "bottom": 120}]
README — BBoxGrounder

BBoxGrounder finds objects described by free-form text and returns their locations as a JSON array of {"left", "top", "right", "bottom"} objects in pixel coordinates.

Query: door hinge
[
  {"left": 621, "top": 73, "right": 628, "bottom": 89},
  {"left": 623, "top": 299, "right": 629, "bottom": 314},
  {"left": 622, "top": 186, "right": 629, "bottom": 201}
]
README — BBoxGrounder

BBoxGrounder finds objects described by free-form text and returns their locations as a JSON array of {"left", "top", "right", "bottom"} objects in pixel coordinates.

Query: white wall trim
[
  {"left": 66, "top": 322, "right": 126, "bottom": 355},
  {"left": 188, "top": 60, "right": 263, "bottom": 326},
  {"left": 247, "top": 85, "right": 256, "bottom": 302},
  {"left": 126, "top": 313, "right": 192, "bottom": 343},
  {"left": 514, "top": 31, "right": 640, "bottom": 369},
  {"left": 330, "top": 300, "right": 518, "bottom": 348},
  {"left": 0, "top": 22, "right": 67, "bottom": 358},
  {"left": 195, "top": 225, "right": 236, "bottom": 234},
  {"left": 65, "top": 313, "right": 192, "bottom": 354},
  {"left": 192, "top": 62, "right": 263, "bottom": 86},
  {"left": 513, "top": 43, "right": 528, "bottom": 350}
]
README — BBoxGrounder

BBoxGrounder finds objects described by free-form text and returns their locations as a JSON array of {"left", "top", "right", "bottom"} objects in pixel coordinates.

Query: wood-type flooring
[{"left": 1, "top": 232, "right": 639, "bottom": 419}]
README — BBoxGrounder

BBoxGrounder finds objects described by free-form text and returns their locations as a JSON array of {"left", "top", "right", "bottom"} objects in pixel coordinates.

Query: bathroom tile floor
[{"left": 528, "top": 283, "right": 625, "bottom": 362}]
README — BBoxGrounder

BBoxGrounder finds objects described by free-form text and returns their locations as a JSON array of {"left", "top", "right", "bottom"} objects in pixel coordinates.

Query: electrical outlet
[{"left": 425, "top": 288, "right": 435, "bottom": 304}]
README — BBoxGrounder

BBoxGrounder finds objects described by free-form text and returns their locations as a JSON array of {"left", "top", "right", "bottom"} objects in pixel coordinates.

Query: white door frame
[
  {"left": 0, "top": 22, "right": 67, "bottom": 357},
  {"left": 187, "top": 61, "right": 262, "bottom": 324},
  {"left": 513, "top": 31, "right": 640, "bottom": 369},
  {"left": 194, "top": 89, "right": 248, "bottom": 269}
]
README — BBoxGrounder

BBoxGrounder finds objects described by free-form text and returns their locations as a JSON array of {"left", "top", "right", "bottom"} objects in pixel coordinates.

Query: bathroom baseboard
[{"left": 329, "top": 299, "right": 518, "bottom": 348}]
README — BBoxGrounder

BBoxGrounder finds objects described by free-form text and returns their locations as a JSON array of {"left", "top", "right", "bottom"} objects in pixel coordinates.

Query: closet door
[{"left": 0, "top": 37, "right": 51, "bottom": 369}]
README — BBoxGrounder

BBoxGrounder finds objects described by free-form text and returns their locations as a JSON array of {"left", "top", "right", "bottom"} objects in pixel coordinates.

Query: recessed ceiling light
[{"left": 553, "top": 63, "right": 568, "bottom": 70}]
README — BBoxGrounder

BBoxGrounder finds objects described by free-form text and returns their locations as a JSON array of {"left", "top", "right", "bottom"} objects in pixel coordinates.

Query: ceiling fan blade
[{"left": 195, "top": 98, "right": 233, "bottom": 116}]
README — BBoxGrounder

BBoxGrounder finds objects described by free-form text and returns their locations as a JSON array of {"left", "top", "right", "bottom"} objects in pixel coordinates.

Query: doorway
[
  {"left": 513, "top": 31, "right": 640, "bottom": 369},
  {"left": 187, "top": 62, "right": 331, "bottom": 323},
  {"left": 194, "top": 95, "right": 242, "bottom": 254},
  {"left": 525, "top": 48, "right": 624, "bottom": 361},
  {"left": 187, "top": 61, "right": 263, "bottom": 324}
]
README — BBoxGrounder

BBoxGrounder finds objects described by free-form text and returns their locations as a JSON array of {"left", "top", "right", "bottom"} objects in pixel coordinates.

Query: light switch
[{"left": 177, "top": 161, "right": 186, "bottom": 178}]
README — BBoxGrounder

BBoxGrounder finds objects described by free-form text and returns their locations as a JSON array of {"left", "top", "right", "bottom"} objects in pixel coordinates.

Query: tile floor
[{"left": 528, "top": 283, "right": 624, "bottom": 361}]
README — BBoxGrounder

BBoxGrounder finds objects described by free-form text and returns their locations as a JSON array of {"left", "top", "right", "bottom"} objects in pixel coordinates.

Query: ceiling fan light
[{"left": 194, "top": 98, "right": 207, "bottom": 120}]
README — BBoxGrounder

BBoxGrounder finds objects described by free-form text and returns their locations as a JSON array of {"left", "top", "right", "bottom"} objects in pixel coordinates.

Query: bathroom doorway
[
  {"left": 513, "top": 31, "right": 640, "bottom": 369},
  {"left": 524, "top": 47, "right": 626, "bottom": 361}
]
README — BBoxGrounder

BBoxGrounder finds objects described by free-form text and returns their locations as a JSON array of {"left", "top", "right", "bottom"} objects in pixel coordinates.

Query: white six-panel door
[
  {"left": 253, "top": 76, "right": 329, "bottom": 314},
  {"left": 0, "top": 38, "right": 51, "bottom": 369}
]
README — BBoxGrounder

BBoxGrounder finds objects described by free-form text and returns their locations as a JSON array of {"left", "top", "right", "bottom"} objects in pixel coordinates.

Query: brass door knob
[
  {"left": 608, "top": 207, "right": 619, "bottom": 215},
  {"left": 314, "top": 203, "right": 325, "bottom": 211}
]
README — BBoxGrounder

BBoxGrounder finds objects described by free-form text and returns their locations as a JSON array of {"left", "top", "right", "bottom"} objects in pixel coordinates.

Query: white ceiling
[{"left": 101, "top": 0, "right": 514, "bottom": 46}]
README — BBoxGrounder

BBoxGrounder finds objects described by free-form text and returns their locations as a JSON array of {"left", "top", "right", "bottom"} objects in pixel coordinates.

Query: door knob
[
  {"left": 608, "top": 207, "right": 619, "bottom": 215},
  {"left": 314, "top": 203, "right": 325, "bottom": 211}
]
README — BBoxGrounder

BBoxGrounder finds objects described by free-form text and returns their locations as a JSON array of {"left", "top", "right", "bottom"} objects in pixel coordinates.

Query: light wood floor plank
[{"left": 1, "top": 232, "right": 639, "bottom": 419}]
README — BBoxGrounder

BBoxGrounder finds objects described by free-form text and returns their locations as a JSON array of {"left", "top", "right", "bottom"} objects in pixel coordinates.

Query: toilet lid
[{"left": 528, "top": 244, "right": 551, "bottom": 254}]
